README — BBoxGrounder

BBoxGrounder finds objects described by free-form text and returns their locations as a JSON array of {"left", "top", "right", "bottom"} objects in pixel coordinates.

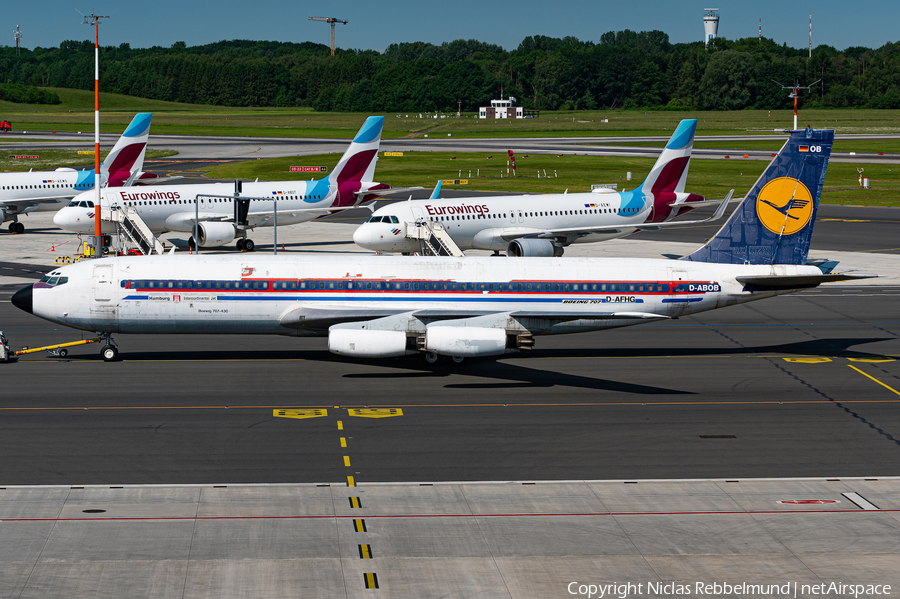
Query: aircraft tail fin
[
  {"left": 681, "top": 127, "right": 834, "bottom": 265},
  {"left": 101, "top": 113, "right": 152, "bottom": 187},
  {"left": 329, "top": 116, "right": 384, "bottom": 185},
  {"left": 641, "top": 119, "right": 697, "bottom": 197}
]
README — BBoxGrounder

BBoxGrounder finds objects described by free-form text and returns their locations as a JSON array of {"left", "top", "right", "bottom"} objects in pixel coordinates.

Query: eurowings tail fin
[
  {"left": 641, "top": 119, "right": 697, "bottom": 197},
  {"left": 328, "top": 116, "right": 384, "bottom": 185},
  {"left": 101, "top": 113, "right": 152, "bottom": 187},
  {"left": 681, "top": 127, "right": 834, "bottom": 265}
]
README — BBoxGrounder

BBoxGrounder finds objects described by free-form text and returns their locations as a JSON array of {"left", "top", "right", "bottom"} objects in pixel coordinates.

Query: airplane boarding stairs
[
  {"left": 102, "top": 207, "right": 165, "bottom": 255},
  {"left": 406, "top": 220, "right": 465, "bottom": 257}
]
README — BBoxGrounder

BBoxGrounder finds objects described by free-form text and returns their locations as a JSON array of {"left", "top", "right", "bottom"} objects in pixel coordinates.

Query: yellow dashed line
[
  {"left": 340, "top": 437, "right": 347, "bottom": 448},
  {"left": 347, "top": 476, "right": 355, "bottom": 487},
  {"left": 358, "top": 544, "right": 372, "bottom": 559},
  {"left": 337, "top": 420, "right": 343, "bottom": 430},
  {"left": 343, "top": 455, "right": 351, "bottom": 467},
  {"left": 349, "top": 497, "right": 362, "bottom": 508},
  {"left": 364, "top": 572, "right": 379, "bottom": 589},
  {"left": 348, "top": 407, "right": 403, "bottom": 418},
  {"left": 849, "top": 365, "right": 900, "bottom": 397},
  {"left": 353, "top": 518, "right": 367, "bottom": 533},
  {"left": 783, "top": 357, "right": 832, "bottom": 363}
]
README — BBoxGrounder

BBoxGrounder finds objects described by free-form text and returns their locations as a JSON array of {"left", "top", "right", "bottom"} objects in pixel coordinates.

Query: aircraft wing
[
  {"left": 165, "top": 203, "right": 369, "bottom": 229},
  {"left": 279, "top": 305, "right": 668, "bottom": 331},
  {"left": 1, "top": 197, "right": 71, "bottom": 214},
  {"left": 637, "top": 190, "right": 733, "bottom": 231},
  {"left": 500, "top": 225, "right": 624, "bottom": 242}
]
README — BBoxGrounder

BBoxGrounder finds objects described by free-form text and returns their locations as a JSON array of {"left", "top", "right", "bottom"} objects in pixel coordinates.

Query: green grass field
[
  {"left": 197, "top": 151, "right": 900, "bottom": 207},
  {"left": 0, "top": 148, "right": 177, "bottom": 172},
  {"left": 2, "top": 88, "right": 900, "bottom": 139}
]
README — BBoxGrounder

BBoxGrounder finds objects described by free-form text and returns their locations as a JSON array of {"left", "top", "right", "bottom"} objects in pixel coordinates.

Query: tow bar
[{"left": 15, "top": 338, "right": 102, "bottom": 358}]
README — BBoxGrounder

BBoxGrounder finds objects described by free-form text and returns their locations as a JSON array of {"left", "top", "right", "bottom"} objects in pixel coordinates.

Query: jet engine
[
  {"left": 424, "top": 327, "right": 509, "bottom": 357},
  {"left": 197, "top": 222, "right": 236, "bottom": 247},
  {"left": 328, "top": 329, "right": 413, "bottom": 358},
  {"left": 507, "top": 238, "right": 563, "bottom": 257}
]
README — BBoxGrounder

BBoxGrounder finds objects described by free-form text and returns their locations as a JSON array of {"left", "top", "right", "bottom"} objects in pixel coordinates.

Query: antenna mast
[
  {"left": 14, "top": 24, "right": 22, "bottom": 56},
  {"left": 773, "top": 79, "right": 820, "bottom": 130}
]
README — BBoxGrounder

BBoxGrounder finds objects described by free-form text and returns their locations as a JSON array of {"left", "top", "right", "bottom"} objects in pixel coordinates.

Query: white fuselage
[
  {"left": 52, "top": 179, "right": 358, "bottom": 235},
  {"left": 1, "top": 169, "right": 98, "bottom": 216},
  {"left": 32, "top": 254, "right": 815, "bottom": 338},
  {"left": 352, "top": 188, "right": 691, "bottom": 252}
]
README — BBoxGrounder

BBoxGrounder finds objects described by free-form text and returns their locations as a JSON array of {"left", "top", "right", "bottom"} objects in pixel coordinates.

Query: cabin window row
[
  {"left": 114, "top": 195, "right": 323, "bottom": 207},
  {"left": 122, "top": 279, "right": 671, "bottom": 293},
  {"left": 4, "top": 184, "right": 77, "bottom": 190},
  {"left": 425, "top": 207, "right": 641, "bottom": 221}
]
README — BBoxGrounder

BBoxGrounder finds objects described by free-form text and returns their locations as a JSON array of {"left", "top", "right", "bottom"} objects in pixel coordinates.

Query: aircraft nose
[
  {"left": 11, "top": 285, "right": 33, "bottom": 315},
  {"left": 353, "top": 225, "right": 373, "bottom": 249},
  {"left": 52, "top": 209, "right": 69, "bottom": 229}
]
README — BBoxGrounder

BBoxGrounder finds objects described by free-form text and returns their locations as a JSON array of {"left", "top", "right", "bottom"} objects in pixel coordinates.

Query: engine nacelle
[
  {"left": 507, "top": 238, "right": 563, "bottom": 257},
  {"left": 425, "top": 326, "right": 509, "bottom": 357},
  {"left": 328, "top": 329, "right": 412, "bottom": 358},
  {"left": 198, "top": 222, "right": 236, "bottom": 247}
]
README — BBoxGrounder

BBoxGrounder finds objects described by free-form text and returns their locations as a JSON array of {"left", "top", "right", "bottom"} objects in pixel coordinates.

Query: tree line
[
  {"left": 1, "top": 31, "right": 899, "bottom": 111},
  {"left": 0, "top": 82, "right": 60, "bottom": 104}
]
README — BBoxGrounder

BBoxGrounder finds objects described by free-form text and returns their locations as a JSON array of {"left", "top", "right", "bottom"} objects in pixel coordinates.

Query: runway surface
[
  {"left": 5, "top": 129, "right": 900, "bottom": 163},
  {"left": 1, "top": 286, "right": 899, "bottom": 485}
]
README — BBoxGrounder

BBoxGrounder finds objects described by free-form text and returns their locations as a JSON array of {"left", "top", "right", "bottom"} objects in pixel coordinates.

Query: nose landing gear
[{"left": 100, "top": 334, "right": 119, "bottom": 362}]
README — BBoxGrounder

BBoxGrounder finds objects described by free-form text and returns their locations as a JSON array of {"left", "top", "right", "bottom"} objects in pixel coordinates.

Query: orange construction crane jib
[{"left": 308, "top": 16, "right": 348, "bottom": 56}]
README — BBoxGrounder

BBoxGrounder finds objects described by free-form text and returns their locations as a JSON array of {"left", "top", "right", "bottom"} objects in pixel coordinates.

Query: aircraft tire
[
  {"left": 58, "top": 349, "right": 68, "bottom": 358},
  {"left": 188, "top": 237, "right": 197, "bottom": 250},
  {"left": 101, "top": 345, "right": 118, "bottom": 362},
  {"left": 450, "top": 355, "right": 465, "bottom": 365},
  {"left": 422, "top": 351, "right": 441, "bottom": 365},
  {"left": 243, "top": 239, "right": 255, "bottom": 252},
  {"left": 13, "top": 222, "right": 25, "bottom": 234},
  {"left": 236, "top": 239, "right": 245, "bottom": 251}
]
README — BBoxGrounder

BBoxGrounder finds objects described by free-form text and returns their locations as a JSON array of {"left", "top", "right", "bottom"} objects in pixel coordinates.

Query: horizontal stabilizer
[
  {"left": 354, "top": 186, "right": 424, "bottom": 197},
  {"left": 736, "top": 273, "right": 879, "bottom": 290}
]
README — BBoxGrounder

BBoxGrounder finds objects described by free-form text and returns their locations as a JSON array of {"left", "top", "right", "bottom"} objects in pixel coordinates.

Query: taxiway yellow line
[{"left": 848, "top": 365, "right": 900, "bottom": 396}]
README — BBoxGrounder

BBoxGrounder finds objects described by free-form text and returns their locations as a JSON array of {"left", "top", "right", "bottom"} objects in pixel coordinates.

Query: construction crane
[{"left": 308, "top": 17, "right": 348, "bottom": 56}]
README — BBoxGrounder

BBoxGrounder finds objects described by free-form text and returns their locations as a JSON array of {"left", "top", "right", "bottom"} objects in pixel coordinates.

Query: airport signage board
[
  {"left": 384, "top": 152, "right": 404, "bottom": 157},
  {"left": 9, "top": 155, "right": 39, "bottom": 159},
  {"left": 290, "top": 166, "right": 328, "bottom": 173}
]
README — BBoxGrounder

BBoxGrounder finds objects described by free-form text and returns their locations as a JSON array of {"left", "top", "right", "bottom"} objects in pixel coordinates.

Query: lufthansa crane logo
[{"left": 755, "top": 177, "right": 814, "bottom": 236}]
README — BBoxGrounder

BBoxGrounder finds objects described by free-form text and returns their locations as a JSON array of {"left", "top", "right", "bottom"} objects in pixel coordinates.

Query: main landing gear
[
  {"left": 236, "top": 238, "right": 255, "bottom": 252},
  {"left": 100, "top": 334, "right": 119, "bottom": 362},
  {"left": 7, "top": 222, "right": 25, "bottom": 234},
  {"left": 422, "top": 352, "right": 465, "bottom": 365}
]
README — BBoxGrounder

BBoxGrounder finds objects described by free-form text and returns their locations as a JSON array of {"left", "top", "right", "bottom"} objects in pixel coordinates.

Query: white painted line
[{"left": 842, "top": 492, "right": 880, "bottom": 510}]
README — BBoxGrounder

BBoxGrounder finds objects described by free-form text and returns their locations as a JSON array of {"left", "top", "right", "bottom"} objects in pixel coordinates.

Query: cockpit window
[
  {"left": 390, "top": 216, "right": 400, "bottom": 224},
  {"left": 366, "top": 215, "right": 383, "bottom": 223},
  {"left": 40, "top": 275, "right": 51, "bottom": 283},
  {"left": 66, "top": 201, "right": 78, "bottom": 207},
  {"left": 48, "top": 277, "right": 59, "bottom": 285}
]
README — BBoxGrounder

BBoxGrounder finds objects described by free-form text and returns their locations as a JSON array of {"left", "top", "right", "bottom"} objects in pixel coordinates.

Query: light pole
[{"left": 81, "top": 11, "right": 109, "bottom": 258}]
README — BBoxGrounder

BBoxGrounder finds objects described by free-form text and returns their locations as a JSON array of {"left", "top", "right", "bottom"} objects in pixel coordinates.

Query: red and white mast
[{"left": 81, "top": 12, "right": 109, "bottom": 256}]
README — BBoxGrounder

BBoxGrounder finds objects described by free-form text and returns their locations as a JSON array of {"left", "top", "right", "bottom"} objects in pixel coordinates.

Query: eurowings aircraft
[
  {"left": 1, "top": 113, "right": 155, "bottom": 234},
  {"left": 353, "top": 119, "right": 731, "bottom": 256},
  {"left": 12, "top": 127, "right": 874, "bottom": 363},
  {"left": 53, "top": 116, "right": 398, "bottom": 251}
]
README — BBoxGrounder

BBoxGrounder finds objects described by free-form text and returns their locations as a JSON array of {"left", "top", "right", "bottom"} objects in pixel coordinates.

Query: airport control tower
[{"left": 703, "top": 8, "right": 719, "bottom": 45}]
